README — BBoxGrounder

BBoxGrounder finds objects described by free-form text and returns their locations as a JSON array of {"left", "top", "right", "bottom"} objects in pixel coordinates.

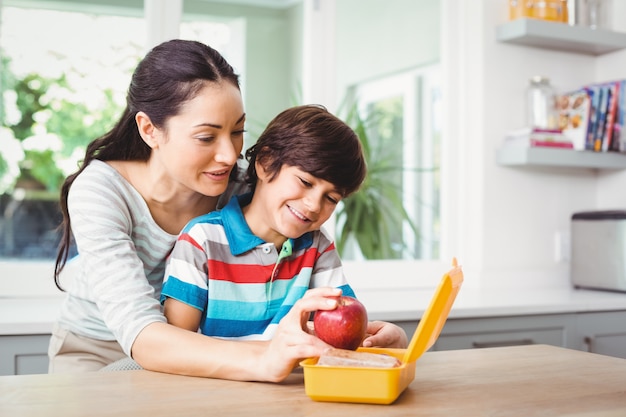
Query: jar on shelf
[
  {"left": 526, "top": 76, "right": 559, "bottom": 130},
  {"left": 508, "top": 0, "right": 569, "bottom": 23}
]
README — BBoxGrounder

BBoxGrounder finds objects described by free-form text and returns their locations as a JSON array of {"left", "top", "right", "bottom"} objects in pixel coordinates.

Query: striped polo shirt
[{"left": 160, "top": 193, "right": 356, "bottom": 340}]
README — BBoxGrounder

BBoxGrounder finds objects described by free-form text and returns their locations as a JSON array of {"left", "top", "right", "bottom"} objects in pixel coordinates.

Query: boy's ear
[
  {"left": 255, "top": 159, "right": 270, "bottom": 181},
  {"left": 254, "top": 150, "right": 276, "bottom": 182},
  {"left": 135, "top": 111, "right": 159, "bottom": 149}
]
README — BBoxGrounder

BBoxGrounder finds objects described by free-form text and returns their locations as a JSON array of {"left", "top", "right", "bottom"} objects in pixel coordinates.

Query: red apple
[{"left": 313, "top": 296, "right": 368, "bottom": 351}]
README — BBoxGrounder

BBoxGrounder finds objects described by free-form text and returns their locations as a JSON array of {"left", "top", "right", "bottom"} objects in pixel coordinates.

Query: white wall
[{"left": 451, "top": 0, "right": 626, "bottom": 288}]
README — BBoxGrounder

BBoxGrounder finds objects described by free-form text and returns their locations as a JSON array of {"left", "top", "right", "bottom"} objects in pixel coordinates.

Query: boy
[{"left": 161, "top": 104, "right": 407, "bottom": 350}]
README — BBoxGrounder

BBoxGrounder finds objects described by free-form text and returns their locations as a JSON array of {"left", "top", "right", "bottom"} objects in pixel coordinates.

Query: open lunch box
[{"left": 300, "top": 258, "right": 464, "bottom": 404}]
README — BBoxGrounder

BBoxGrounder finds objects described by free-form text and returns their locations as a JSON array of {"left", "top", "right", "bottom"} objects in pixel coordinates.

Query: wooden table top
[{"left": 1, "top": 344, "right": 625, "bottom": 416}]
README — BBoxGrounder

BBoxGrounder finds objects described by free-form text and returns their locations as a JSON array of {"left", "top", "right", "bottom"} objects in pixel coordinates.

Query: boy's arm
[{"left": 163, "top": 298, "right": 202, "bottom": 332}]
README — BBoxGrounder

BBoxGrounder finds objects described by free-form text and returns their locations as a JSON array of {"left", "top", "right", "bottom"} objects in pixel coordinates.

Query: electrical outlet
[{"left": 554, "top": 230, "right": 571, "bottom": 263}]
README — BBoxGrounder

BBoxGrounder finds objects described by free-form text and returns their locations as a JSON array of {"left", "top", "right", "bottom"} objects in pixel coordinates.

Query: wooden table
[{"left": 1, "top": 345, "right": 625, "bottom": 416}]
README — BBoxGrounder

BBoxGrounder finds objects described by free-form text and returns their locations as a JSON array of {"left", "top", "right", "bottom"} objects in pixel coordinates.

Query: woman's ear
[{"left": 135, "top": 111, "right": 159, "bottom": 149}]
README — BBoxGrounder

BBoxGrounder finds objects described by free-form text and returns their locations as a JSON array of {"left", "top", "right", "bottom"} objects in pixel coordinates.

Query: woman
[{"left": 50, "top": 40, "right": 405, "bottom": 382}]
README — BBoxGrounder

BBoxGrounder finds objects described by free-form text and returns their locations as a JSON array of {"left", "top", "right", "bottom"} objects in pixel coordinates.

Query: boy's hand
[{"left": 362, "top": 321, "right": 409, "bottom": 349}]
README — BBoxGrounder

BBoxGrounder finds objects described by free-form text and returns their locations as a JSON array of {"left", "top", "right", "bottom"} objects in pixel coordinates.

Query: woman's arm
[
  {"left": 132, "top": 287, "right": 340, "bottom": 382},
  {"left": 67, "top": 163, "right": 169, "bottom": 353}
]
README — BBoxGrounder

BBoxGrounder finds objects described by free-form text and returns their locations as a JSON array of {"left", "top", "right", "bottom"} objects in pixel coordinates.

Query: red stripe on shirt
[
  {"left": 178, "top": 233, "right": 204, "bottom": 251},
  {"left": 208, "top": 247, "right": 322, "bottom": 283}
]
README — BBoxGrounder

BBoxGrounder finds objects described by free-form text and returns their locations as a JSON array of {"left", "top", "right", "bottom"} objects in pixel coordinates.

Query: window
[
  {"left": 0, "top": 5, "right": 145, "bottom": 263},
  {"left": 0, "top": 2, "right": 246, "bottom": 264},
  {"left": 338, "top": 66, "right": 442, "bottom": 261},
  {"left": 1, "top": 0, "right": 451, "bottom": 292}
]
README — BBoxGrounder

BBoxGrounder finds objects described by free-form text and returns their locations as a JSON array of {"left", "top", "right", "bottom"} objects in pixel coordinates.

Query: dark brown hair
[
  {"left": 244, "top": 104, "right": 366, "bottom": 197},
  {"left": 54, "top": 40, "right": 240, "bottom": 288}
]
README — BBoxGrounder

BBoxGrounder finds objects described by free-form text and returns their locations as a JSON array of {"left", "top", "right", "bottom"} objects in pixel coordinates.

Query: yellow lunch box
[{"left": 300, "top": 258, "right": 464, "bottom": 404}]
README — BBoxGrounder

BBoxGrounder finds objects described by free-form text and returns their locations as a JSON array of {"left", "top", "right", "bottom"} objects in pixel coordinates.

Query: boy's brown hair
[{"left": 245, "top": 104, "right": 366, "bottom": 197}]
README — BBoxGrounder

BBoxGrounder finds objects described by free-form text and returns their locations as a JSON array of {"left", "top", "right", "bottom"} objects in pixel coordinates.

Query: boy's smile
[
  {"left": 287, "top": 204, "right": 313, "bottom": 223},
  {"left": 243, "top": 164, "right": 341, "bottom": 249}
]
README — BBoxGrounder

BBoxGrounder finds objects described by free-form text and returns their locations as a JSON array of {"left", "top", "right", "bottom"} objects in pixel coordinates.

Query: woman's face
[{"left": 155, "top": 81, "right": 245, "bottom": 197}]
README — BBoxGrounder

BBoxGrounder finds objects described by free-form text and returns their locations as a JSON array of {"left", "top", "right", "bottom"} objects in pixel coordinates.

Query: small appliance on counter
[{"left": 571, "top": 210, "right": 626, "bottom": 292}]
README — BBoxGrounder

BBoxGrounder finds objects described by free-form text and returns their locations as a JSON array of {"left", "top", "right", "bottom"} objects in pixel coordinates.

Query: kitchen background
[
  {"left": 1, "top": 0, "right": 626, "bottom": 294},
  {"left": 2, "top": 0, "right": 626, "bottom": 376}
]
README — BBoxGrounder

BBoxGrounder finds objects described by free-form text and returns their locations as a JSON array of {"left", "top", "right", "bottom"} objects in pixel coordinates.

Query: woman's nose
[{"left": 214, "top": 138, "right": 239, "bottom": 165}]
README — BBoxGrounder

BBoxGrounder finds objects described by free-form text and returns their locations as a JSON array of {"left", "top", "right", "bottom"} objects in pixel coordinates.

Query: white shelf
[
  {"left": 496, "top": 147, "right": 626, "bottom": 169},
  {"left": 496, "top": 18, "right": 626, "bottom": 55}
]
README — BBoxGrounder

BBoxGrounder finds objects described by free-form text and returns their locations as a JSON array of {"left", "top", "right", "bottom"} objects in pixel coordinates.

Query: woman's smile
[{"left": 203, "top": 167, "right": 232, "bottom": 181}]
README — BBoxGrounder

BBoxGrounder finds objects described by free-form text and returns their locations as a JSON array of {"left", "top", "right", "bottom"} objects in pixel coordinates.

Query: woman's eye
[
  {"left": 232, "top": 129, "right": 246, "bottom": 137},
  {"left": 197, "top": 136, "right": 216, "bottom": 143},
  {"left": 299, "top": 177, "right": 312, "bottom": 187}
]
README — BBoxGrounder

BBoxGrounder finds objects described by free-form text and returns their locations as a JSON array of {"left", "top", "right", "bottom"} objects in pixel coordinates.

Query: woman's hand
[
  {"left": 258, "top": 287, "right": 340, "bottom": 382},
  {"left": 362, "top": 321, "right": 409, "bottom": 349}
]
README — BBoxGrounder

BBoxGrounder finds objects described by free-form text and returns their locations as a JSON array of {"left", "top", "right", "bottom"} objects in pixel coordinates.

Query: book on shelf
[
  {"left": 503, "top": 127, "right": 573, "bottom": 149},
  {"left": 584, "top": 85, "right": 600, "bottom": 151},
  {"left": 505, "top": 79, "right": 626, "bottom": 154},
  {"left": 558, "top": 89, "right": 591, "bottom": 151},
  {"left": 593, "top": 84, "right": 610, "bottom": 152},
  {"left": 572, "top": 79, "right": 626, "bottom": 153},
  {"left": 601, "top": 81, "right": 619, "bottom": 152},
  {"left": 610, "top": 79, "right": 626, "bottom": 153}
]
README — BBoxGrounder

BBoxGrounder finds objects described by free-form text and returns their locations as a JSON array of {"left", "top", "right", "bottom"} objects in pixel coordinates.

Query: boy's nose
[{"left": 304, "top": 193, "right": 322, "bottom": 213}]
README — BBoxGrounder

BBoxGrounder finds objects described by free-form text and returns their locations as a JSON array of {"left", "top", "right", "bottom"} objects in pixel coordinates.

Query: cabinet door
[
  {"left": 0, "top": 334, "right": 51, "bottom": 375},
  {"left": 576, "top": 312, "right": 626, "bottom": 359},
  {"left": 417, "top": 314, "right": 575, "bottom": 351}
]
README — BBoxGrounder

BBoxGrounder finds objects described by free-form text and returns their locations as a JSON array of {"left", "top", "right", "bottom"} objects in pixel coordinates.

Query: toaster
[{"left": 570, "top": 210, "right": 626, "bottom": 292}]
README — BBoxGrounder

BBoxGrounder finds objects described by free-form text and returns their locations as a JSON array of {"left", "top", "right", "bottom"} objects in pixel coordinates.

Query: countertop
[
  {"left": 2, "top": 344, "right": 625, "bottom": 416},
  {"left": 2, "top": 285, "right": 626, "bottom": 336}
]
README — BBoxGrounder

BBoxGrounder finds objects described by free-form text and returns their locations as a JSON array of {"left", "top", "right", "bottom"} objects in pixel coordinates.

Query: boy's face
[{"left": 250, "top": 163, "right": 342, "bottom": 245}]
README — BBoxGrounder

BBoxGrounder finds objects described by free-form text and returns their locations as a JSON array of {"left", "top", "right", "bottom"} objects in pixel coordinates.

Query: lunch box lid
[{"left": 402, "top": 258, "right": 464, "bottom": 364}]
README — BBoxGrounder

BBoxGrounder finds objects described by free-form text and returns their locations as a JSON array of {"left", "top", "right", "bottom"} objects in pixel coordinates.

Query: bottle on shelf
[{"left": 526, "top": 76, "right": 559, "bottom": 130}]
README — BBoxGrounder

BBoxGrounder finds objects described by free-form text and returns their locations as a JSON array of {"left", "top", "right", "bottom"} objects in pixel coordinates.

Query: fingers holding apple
[
  {"left": 287, "top": 287, "right": 342, "bottom": 332},
  {"left": 362, "top": 320, "right": 409, "bottom": 349},
  {"left": 313, "top": 296, "right": 368, "bottom": 351}
]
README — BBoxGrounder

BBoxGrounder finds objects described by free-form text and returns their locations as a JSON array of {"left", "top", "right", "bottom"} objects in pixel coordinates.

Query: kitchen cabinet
[
  {"left": 0, "top": 334, "right": 50, "bottom": 375},
  {"left": 395, "top": 310, "right": 626, "bottom": 358},
  {"left": 429, "top": 314, "right": 575, "bottom": 350},
  {"left": 575, "top": 311, "right": 626, "bottom": 358}
]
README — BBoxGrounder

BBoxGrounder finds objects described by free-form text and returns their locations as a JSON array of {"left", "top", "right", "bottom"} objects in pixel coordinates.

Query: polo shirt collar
[{"left": 222, "top": 193, "right": 313, "bottom": 256}]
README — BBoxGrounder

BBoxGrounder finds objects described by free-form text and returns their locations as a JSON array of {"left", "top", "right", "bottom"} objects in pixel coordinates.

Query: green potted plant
[{"left": 335, "top": 99, "right": 420, "bottom": 260}]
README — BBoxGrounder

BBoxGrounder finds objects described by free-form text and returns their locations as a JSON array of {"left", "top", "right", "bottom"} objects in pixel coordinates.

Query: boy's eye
[{"left": 326, "top": 195, "right": 340, "bottom": 205}]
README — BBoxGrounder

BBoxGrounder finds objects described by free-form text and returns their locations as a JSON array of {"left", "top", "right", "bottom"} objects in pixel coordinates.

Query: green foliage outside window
[
  {"left": 0, "top": 54, "right": 123, "bottom": 193},
  {"left": 335, "top": 99, "right": 420, "bottom": 260}
]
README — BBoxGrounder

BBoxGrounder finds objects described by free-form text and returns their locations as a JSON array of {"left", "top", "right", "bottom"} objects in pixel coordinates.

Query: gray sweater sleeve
[{"left": 62, "top": 160, "right": 171, "bottom": 355}]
